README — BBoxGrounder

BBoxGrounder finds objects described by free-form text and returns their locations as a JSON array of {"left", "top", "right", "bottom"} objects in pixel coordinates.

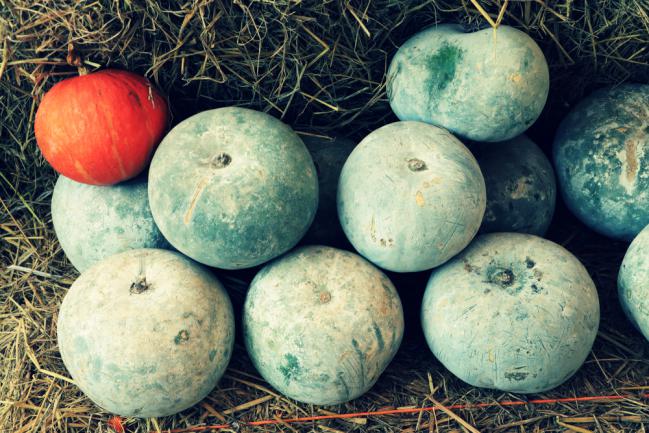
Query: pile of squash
[{"left": 37, "top": 24, "right": 649, "bottom": 417}]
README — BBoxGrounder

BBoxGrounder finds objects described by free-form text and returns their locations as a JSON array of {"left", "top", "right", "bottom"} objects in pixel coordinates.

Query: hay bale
[{"left": 2, "top": 1, "right": 649, "bottom": 432}]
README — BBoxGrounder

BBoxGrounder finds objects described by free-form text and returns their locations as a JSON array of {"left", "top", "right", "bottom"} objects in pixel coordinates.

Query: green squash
[
  {"left": 57, "top": 249, "right": 235, "bottom": 417},
  {"left": 51, "top": 175, "right": 167, "bottom": 272},
  {"left": 554, "top": 84, "right": 649, "bottom": 240},
  {"left": 473, "top": 135, "right": 556, "bottom": 236},
  {"left": 338, "top": 121, "right": 486, "bottom": 272},
  {"left": 387, "top": 24, "right": 549, "bottom": 142},
  {"left": 302, "top": 135, "right": 355, "bottom": 246},
  {"left": 618, "top": 224, "right": 649, "bottom": 337},
  {"left": 148, "top": 107, "right": 319, "bottom": 269},
  {"left": 422, "top": 233, "right": 599, "bottom": 393},
  {"left": 244, "top": 246, "right": 404, "bottom": 405}
]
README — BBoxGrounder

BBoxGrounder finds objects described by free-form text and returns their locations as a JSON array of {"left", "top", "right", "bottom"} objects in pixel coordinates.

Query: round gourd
[
  {"left": 387, "top": 24, "right": 549, "bottom": 142},
  {"left": 473, "top": 135, "right": 556, "bottom": 236},
  {"left": 57, "top": 249, "right": 235, "bottom": 417},
  {"left": 243, "top": 246, "right": 404, "bottom": 405},
  {"left": 421, "top": 233, "right": 599, "bottom": 393},
  {"left": 337, "top": 121, "right": 486, "bottom": 272},
  {"left": 52, "top": 175, "right": 168, "bottom": 272},
  {"left": 302, "top": 135, "right": 356, "bottom": 246},
  {"left": 618, "top": 224, "right": 649, "bottom": 337},
  {"left": 148, "top": 107, "right": 318, "bottom": 269},
  {"left": 553, "top": 84, "right": 649, "bottom": 240},
  {"left": 35, "top": 69, "right": 168, "bottom": 185}
]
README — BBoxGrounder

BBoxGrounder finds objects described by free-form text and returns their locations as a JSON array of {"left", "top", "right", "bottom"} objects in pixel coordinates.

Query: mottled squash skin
[
  {"left": 148, "top": 107, "right": 318, "bottom": 269},
  {"left": 57, "top": 249, "right": 235, "bottom": 417},
  {"left": 337, "top": 121, "right": 486, "bottom": 272},
  {"left": 473, "top": 135, "right": 556, "bottom": 236},
  {"left": 618, "top": 224, "right": 649, "bottom": 337},
  {"left": 51, "top": 175, "right": 168, "bottom": 272},
  {"left": 387, "top": 25, "right": 549, "bottom": 142},
  {"left": 302, "top": 135, "right": 356, "bottom": 246},
  {"left": 553, "top": 84, "right": 649, "bottom": 240},
  {"left": 244, "top": 246, "right": 404, "bottom": 405},
  {"left": 421, "top": 233, "right": 599, "bottom": 393}
]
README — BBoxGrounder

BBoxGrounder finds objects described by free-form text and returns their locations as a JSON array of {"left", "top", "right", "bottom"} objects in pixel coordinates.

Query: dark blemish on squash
[
  {"left": 531, "top": 283, "right": 543, "bottom": 294},
  {"left": 504, "top": 371, "right": 529, "bottom": 381},
  {"left": 279, "top": 353, "right": 301, "bottom": 383},
  {"left": 407, "top": 158, "right": 427, "bottom": 172},
  {"left": 423, "top": 42, "right": 464, "bottom": 93},
  {"left": 525, "top": 257, "right": 535, "bottom": 268},
  {"left": 130, "top": 275, "right": 150, "bottom": 294},
  {"left": 128, "top": 90, "right": 142, "bottom": 107},
  {"left": 211, "top": 152, "right": 232, "bottom": 169},
  {"left": 133, "top": 408, "right": 143, "bottom": 415},
  {"left": 463, "top": 259, "right": 480, "bottom": 274},
  {"left": 373, "top": 323, "right": 385, "bottom": 351},
  {"left": 483, "top": 288, "right": 491, "bottom": 294},
  {"left": 174, "top": 330, "right": 190, "bottom": 344},
  {"left": 209, "top": 349, "right": 217, "bottom": 362}
]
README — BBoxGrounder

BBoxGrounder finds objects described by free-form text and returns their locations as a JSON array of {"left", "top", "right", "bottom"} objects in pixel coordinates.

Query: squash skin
[
  {"left": 618, "top": 224, "right": 649, "bottom": 336},
  {"left": 474, "top": 135, "right": 556, "bottom": 236},
  {"left": 387, "top": 25, "right": 549, "bottom": 142},
  {"left": 337, "top": 121, "right": 486, "bottom": 272},
  {"left": 553, "top": 84, "right": 649, "bottom": 241},
  {"left": 57, "top": 249, "right": 235, "bottom": 417},
  {"left": 148, "top": 107, "right": 318, "bottom": 269},
  {"left": 35, "top": 69, "right": 168, "bottom": 185},
  {"left": 243, "top": 246, "right": 404, "bottom": 405},
  {"left": 421, "top": 233, "right": 599, "bottom": 393},
  {"left": 302, "top": 135, "right": 356, "bottom": 246},
  {"left": 51, "top": 175, "right": 168, "bottom": 272}
]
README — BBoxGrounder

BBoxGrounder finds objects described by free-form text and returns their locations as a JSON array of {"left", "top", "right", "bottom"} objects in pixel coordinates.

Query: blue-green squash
[
  {"left": 553, "top": 84, "right": 649, "bottom": 241},
  {"left": 473, "top": 135, "right": 556, "bottom": 236},
  {"left": 51, "top": 175, "right": 168, "bottom": 272},
  {"left": 421, "top": 233, "right": 599, "bottom": 393},
  {"left": 337, "top": 121, "right": 486, "bottom": 272},
  {"left": 148, "top": 107, "right": 319, "bottom": 269},
  {"left": 243, "top": 246, "right": 404, "bottom": 405},
  {"left": 57, "top": 249, "right": 235, "bottom": 417},
  {"left": 302, "top": 135, "right": 356, "bottom": 246},
  {"left": 618, "top": 224, "right": 649, "bottom": 337},
  {"left": 387, "top": 24, "right": 549, "bottom": 142}
]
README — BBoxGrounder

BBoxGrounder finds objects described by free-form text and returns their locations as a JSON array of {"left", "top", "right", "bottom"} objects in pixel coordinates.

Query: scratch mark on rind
[{"left": 184, "top": 175, "right": 212, "bottom": 225}]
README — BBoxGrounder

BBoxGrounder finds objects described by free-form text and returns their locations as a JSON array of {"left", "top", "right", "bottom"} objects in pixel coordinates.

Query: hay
[{"left": 2, "top": 0, "right": 649, "bottom": 431}]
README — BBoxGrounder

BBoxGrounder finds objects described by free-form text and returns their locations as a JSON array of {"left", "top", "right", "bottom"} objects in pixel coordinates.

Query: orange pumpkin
[{"left": 35, "top": 69, "right": 169, "bottom": 185}]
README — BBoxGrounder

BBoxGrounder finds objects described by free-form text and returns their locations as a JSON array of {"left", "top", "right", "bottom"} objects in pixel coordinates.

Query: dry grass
[{"left": 2, "top": 0, "right": 649, "bottom": 432}]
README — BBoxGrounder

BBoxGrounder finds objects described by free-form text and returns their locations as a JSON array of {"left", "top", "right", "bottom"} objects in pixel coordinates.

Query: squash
[
  {"left": 387, "top": 25, "right": 549, "bottom": 142},
  {"left": 553, "top": 84, "right": 649, "bottom": 240},
  {"left": 337, "top": 121, "right": 485, "bottom": 272},
  {"left": 473, "top": 135, "right": 556, "bottom": 236},
  {"left": 51, "top": 175, "right": 168, "bottom": 272},
  {"left": 618, "top": 224, "right": 649, "bottom": 337},
  {"left": 148, "top": 107, "right": 318, "bottom": 269},
  {"left": 57, "top": 249, "right": 235, "bottom": 417},
  {"left": 301, "top": 135, "right": 356, "bottom": 247},
  {"left": 35, "top": 69, "right": 168, "bottom": 185},
  {"left": 421, "top": 233, "right": 599, "bottom": 393},
  {"left": 243, "top": 246, "right": 404, "bottom": 405}
]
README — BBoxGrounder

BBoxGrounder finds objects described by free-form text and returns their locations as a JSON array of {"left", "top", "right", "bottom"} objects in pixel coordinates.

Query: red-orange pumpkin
[{"left": 35, "top": 69, "right": 168, "bottom": 185}]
